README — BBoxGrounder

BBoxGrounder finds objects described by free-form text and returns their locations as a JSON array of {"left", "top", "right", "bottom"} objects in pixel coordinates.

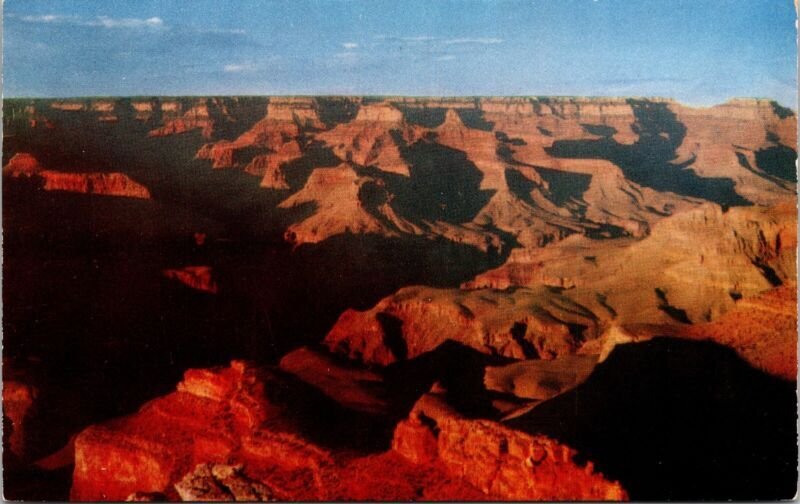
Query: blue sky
[{"left": 3, "top": 0, "right": 797, "bottom": 107}]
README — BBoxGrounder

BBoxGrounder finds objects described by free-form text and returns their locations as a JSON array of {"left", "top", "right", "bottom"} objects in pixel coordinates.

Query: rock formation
[
  {"left": 392, "top": 389, "right": 627, "bottom": 500},
  {"left": 70, "top": 360, "right": 621, "bottom": 501},
  {"left": 324, "top": 285, "right": 599, "bottom": 365},
  {"left": 469, "top": 201, "right": 796, "bottom": 325},
  {"left": 3, "top": 152, "right": 43, "bottom": 178},
  {"left": 2, "top": 95, "right": 796, "bottom": 501},
  {"left": 315, "top": 102, "right": 423, "bottom": 176},
  {"left": 2, "top": 379, "right": 37, "bottom": 461},
  {"left": 3, "top": 153, "right": 151, "bottom": 199},
  {"left": 278, "top": 163, "right": 405, "bottom": 244},
  {"left": 194, "top": 98, "right": 321, "bottom": 189},
  {"left": 679, "top": 285, "right": 797, "bottom": 380},
  {"left": 162, "top": 266, "right": 219, "bottom": 294}
]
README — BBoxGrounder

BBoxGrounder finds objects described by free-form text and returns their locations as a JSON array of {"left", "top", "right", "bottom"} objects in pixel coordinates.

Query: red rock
[
  {"left": 38, "top": 171, "right": 151, "bottom": 199},
  {"left": 391, "top": 391, "right": 628, "bottom": 500},
  {"left": 680, "top": 285, "right": 797, "bottom": 380},
  {"left": 162, "top": 266, "right": 219, "bottom": 294},
  {"left": 72, "top": 426, "right": 178, "bottom": 501},
  {"left": 72, "top": 360, "right": 604, "bottom": 501},
  {"left": 6, "top": 156, "right": 153, "bottom": 199},
  {"left": 195, "top": 98, "right": 317, "bottom": 173},
  {"left": 148, "top": 102, "right": 218, "bottom": 139},
  {"left": 315, "top": 102, "right": 423, "bottom": 176},
  {"left": 2, "top": 380, "right": 37, "bottom": 459},
  {"left": 278, "top": 163, "right": 407, "bottom": 245},
  {"left": 324, "top": 285, "right": 599, "bottom": 365},
  {"left": 279, "top": 347, "right": 389, "bottom": 415},
  {"left": 3, "top": 152, "right": 43, "bottom": 178},
  {"left": 70, "top": 361, "right": 280, "bottom": 501}
]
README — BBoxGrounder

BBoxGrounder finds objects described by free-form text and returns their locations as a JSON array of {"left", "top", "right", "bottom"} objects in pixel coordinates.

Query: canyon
[{"left": 2, "top": 95, "right": 797, "bottom": 501}]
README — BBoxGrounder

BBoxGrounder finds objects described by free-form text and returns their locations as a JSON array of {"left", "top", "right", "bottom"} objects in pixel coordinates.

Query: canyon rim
[{"left": 2, "top": 0, "right": 798, "bottom": 501}]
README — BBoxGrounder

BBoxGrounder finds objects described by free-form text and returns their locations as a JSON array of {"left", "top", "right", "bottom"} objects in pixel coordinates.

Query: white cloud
[
  {"left": 374, "top": 35, "right": 502, "bottom": 46},
  {"left": 197, "top": 27, "right": 247, "bottom": 35},
  {"left": 17, "top": 14, "right": 79, "bottom": 23},
  {"left": 91, "top": 16, "right": 164, "bottom": 28},
  {"left": 374, "top": 35, "right": 436, "bottom": 43},
  {"left": 401, "top": 35, "right": 437, "bottom": 42},
  {"left": 443, "top": 37, "right": 503, "bottom": 45},
  {"left": 13, "top": 12, "right": 166, "bottom": 30},
  {"left": 223, "top": 63, "right": 257, "bottom": 73},
  {"left": 342, "top": 42, "right": 359, "bottom": 49}
]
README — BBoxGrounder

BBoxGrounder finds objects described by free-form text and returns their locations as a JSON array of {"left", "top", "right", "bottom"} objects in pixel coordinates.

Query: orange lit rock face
[
  {"left": 3, "top": 96, "right": 797, "bottom": 501},
  {"left": 71, "top": 361, "right": 623, "bottom": 501},
  {"left": 195, "top": 98, "right": 317, "bottom": 181},
  {"left": 324, "top": 286, "right": 599, "bottom": 365},
  {"left": 3, "top": 153, "right": 151, "bottom": 199},
  {"left": 468, "top": 201, "right": 797, "bottom": 327},
  {"left": 71, "top": 362, "right": 280, "bottom": 501},
  {"left": 148, "top": 99, "right": 235, "bottom": 139},
  {"left": 39, "top": 171, "right": 152, "bottom": 199},
  {"left": 680, "top": 286, "right": 798, "bottom": 381},
  {"left": 315, "top": 103, "right": 422, "bottom": 176},
  {"left": 392, "top": 392, "right": 627, "bottom": 500},
  {"left": 278, "top": 163, "right": 407, "bottom": 245},
  {"left": 3, "top": 152, "right": 43, "bottom": 177},
  {"left": 2, "top": 380, "right": 37, "bottom": 460},
  {"left": 672, "top": 99, "right": 797, "bottom": 206},
  {"left": 162, "top": 266, "right": 219, "bottom": 294}
]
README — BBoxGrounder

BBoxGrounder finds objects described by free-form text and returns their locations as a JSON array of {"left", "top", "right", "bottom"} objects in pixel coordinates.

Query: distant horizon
[
  {"left": 4, "top": 0, "right": 797, "bottom": 108},
  {"left": 3, "top": 94, "right": 796, "bottom": 111}
]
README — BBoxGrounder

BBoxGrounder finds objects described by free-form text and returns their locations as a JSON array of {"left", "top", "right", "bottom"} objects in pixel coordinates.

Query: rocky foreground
[{"left": 2, "top": 96, "right": 797, "bottom": 500}]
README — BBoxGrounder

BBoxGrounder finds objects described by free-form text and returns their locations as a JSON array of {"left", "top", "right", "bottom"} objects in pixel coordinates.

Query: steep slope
[
  {"left": 278, "top": 163, "right": 410, "bottom": 244},
  {"left": 3, "top": 153, "right": 151, "bottom": 199},
  {"left": 671, "top": 98, "right": 797, "bottom": 205},
  {"left": 194, "top": 98, "right": 321, "bottom": 190},
  {"left": 315, "top": 102, "right": 423, "bottom": 176},
  {"left": 470, "top": 201, "right": 797, "bottom": 325},
  {"left": 70, "top": 360, "right": 624, "bottom": 501},
  {"left": 324, "top": 285, "right": 599, "bottom": 365}
]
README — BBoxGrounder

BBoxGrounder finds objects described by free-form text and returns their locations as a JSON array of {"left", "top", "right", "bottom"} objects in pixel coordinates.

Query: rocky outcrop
[
  {"left": 38, "top": 171, "right": 152, "bottom": 199},
  {"left": 671, "top": 99, "right": 796, "bottom": 205},
  {"left": 149, "top": 102, "right": 218, "bottom": 138},
  {"left": 3, "top": 152, "right": 43, "bottom": 178},
  {"left": 324, "top": 285, "right": 599, "bottom": 366},
  {"left": 2, "top": 379, "right": 38, "bottom": 461},
  {"left": 195, "top": 98, "right": 318, "bottom": 189},
  {"left": 4, "top": 153, "right": 151, "bottom": 198},
  {"left": 278, "top": 347, "right": 388, "bottom": 415},
  {"left": 72, "top": 360, "right": 618, "bottom": 501},
  {"left": 434, "top": 108, "right": 508, "bottom": 189},
  {"left": 162, "top": 266, "right": 219, "bottom": 294},
  {"left": 469, "top": 201, "right": 797, "bottom": 326},
  {"left": 71, "top": 361, "right": 302, "bottom": 500},
  {"left": 278, "top": 163, "right": 406, "bottom": 245},
  {"left": 174, "top": 463, "right": 275, "bottom": 501},
  {"left": 392, "top": 390, "right": 627, "bottom": 500},
  {"left": 315, "top": 102, "right": 423, "bottom": 176},
  {"left": 679, "top": 286, "right": 797, "bottom": 380}
]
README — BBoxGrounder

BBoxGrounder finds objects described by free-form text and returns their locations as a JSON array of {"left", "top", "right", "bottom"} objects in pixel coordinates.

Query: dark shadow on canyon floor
[
  {"left": 2, "top": 102, "right": 511, "bottom": 486},
  {"left": 508, "top": 337, "right": 798, "bottom": 500},
  {"left": 546, "top": 100, "right": 752, "bottom": 208}
]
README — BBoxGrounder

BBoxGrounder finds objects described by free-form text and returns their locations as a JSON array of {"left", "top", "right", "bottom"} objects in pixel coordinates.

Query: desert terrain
[{"left": 2, "top": 96, "right": 797, "bottom": 500}]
